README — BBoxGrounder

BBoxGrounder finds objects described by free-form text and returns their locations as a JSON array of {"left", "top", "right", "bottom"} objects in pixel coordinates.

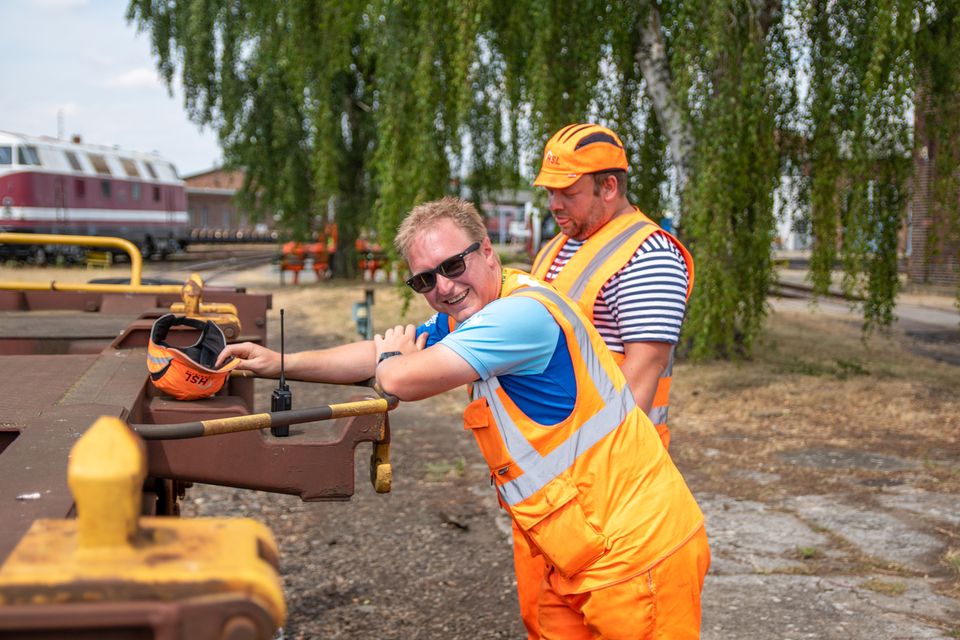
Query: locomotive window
[
  {"left": 17, "top": 146, "right": 40, "bottom": 166},
  {"left": 152, "top": 185, "right": 161, "bottom": 202},
  {"left": 101, "top": 180, "right": 111, "bottom": 198},
  {"left": 88, "top": 153, "right": 111, "bottom": 175},
  {"left": 121, "top": 158, "right": 140, "bottom": 177},
  {"left": 132, "top": 183, "right": 141, "bottom": 200},
  {"left": 144, "top": 161, "right": 158, "bottom": 179},
  {"left": 75, "top": 179, "right": 86, "bottom": 198},
  {"left": 158, "top": 161, "right": 178, "bottom": 180},
  {"left": 0, "top": 146, "right": 11, "bottom": 164},
  {"left": 64, "top": 151, "right": 83, "bottom": 172}
]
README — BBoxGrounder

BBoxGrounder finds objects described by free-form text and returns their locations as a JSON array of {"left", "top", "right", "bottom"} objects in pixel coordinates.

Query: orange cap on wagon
[
  {"left": 147, "top": 313, "right": 239, "bottom": 400},
  {"left": 534, "top": 123, "right": 629, "bottom": 189}
]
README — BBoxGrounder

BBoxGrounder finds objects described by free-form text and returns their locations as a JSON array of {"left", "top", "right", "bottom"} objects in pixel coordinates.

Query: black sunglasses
[{"left": 405, "top": 242, "right": 481, "bottom": 293}]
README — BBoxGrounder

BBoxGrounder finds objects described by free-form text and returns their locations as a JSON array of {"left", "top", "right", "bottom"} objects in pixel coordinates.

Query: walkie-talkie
[{"left": 270, "top": 309, "right": 292, "bottom": 437}]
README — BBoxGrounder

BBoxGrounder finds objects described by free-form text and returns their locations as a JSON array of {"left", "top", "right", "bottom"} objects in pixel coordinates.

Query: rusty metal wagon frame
[{"left": 0, "top": 233, "right": 394, "bottom": 638}]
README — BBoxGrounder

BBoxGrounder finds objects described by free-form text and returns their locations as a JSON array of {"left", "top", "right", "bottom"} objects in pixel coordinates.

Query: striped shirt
[{"left": 543, "top": 231, "right": 689, "bottom": 353}]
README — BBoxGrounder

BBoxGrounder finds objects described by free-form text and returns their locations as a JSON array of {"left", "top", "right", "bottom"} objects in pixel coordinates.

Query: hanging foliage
[
  {"left": 915, "top": 3, "right": 960, "bottom": 306},
  {"left": 802, "top": 0, "right": 915, "bottom": 332},
  {"left": 129, "top": 0, "right": 960, "bottom": 358}
]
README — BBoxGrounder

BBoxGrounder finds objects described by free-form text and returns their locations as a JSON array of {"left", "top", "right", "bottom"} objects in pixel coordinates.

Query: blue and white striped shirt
[{"left": 543, "top": 231, "right": 689, "bottom": 353}]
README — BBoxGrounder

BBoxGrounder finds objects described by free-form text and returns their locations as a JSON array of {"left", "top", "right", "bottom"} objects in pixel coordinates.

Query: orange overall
[
  {"left": 526, "top": 212, "right": 695, "bottom": 637},
  {"left": 464, "top": 271, "right": 707, "bottom": 638}
]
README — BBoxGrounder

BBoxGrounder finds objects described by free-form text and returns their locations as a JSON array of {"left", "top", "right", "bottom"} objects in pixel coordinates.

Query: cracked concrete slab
[
  {"left": 702, "top": 574, "right": 959, "bottom": 640},
  {"left": 874, "top": 486, "right": 960, "bottom": 527},
  {"left": 778, "top": 446, "right": 920, "bottom": 472},
  {"left": 702, "top": 494, "right": 835, "bottom": 574},
  {"left": 784, "top": 494, "right": 945, "bottom": 570}
]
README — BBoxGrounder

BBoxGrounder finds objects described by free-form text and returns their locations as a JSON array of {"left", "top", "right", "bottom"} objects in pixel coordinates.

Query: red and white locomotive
[{"left": 0, "top": 130, "right": 189, "bottom": 262}]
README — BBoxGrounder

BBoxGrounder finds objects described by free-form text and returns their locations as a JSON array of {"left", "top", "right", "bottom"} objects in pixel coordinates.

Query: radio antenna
[
  {"left": 271, "top": 309, "right": 292, "bottom": 437},
  {"left": 279, "top": 309, "right": 287, "bottom": 388}
]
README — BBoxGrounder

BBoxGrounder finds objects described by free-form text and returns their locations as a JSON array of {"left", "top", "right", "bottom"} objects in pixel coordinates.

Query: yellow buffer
[{"left": 0, "top": 416, "right": 286, "bottom": 628}]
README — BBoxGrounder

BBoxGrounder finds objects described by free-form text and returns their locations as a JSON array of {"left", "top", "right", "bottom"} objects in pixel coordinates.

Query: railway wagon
[
  {"left": 0, "top": 130, "right": 189, "bottom": 262},
  {"left": 0, "top": 259, "right": 394, "bottom": 638}
]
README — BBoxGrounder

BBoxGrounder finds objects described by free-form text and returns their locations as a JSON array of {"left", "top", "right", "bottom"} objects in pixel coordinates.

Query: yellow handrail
[{"left": 0, "top": 232, "right": 185, "bottom": 293}]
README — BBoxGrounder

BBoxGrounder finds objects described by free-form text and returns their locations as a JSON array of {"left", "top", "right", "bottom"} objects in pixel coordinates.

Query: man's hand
[
  {"left": 216, "top": 342, "right": 282, "bottom": 378},
  {"left": 374, "top": 324, "right": 427, "bottom": 362},
  {"left": 373, "top": 325, "right": 476, "bottom": 401}
]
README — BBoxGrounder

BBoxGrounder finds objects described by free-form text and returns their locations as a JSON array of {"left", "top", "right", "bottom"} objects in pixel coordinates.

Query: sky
[{"left": 0, "top": 0, "right": 222, "bottom": 176}]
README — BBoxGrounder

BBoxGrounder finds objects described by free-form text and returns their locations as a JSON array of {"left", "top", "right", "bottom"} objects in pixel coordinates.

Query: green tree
[{"left": 129, "top": 0, "right": 960, "bottom": 357}]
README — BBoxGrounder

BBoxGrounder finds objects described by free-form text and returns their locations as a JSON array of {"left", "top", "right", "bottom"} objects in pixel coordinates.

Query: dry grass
[
  {"left": 860, "top": 577, "right": 908, "bottom": 596},
  {"left": 671, "top": 304, "right": 960, "bottom": 500}
]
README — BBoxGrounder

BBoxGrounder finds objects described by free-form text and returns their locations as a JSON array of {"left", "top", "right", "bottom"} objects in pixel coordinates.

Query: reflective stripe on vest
[
  {"left": 532, "top": 212, "right": 693, "bottom": 431},
  {"left": 564, "top": 221, "right": 653, "bottom": 301},
  {"left": 472, "top": 283, "right": 636, "bottom": 506},
  {"left": 531, "top": 232, "right": 565, "bottom": 276}
]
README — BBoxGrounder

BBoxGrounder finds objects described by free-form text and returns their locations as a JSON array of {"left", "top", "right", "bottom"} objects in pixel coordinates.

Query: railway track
[
  {"left": 772, "top": 274, "right": 960, "bottom": 367},
  {"left": 165, "top": 249, "right": 278, "bottom": 283},
  {"left": 79, "top": 247, "right": 280, "bottom": 286},
  {"left": 770, "top": 277, "right": 862, "bottom": 302}
]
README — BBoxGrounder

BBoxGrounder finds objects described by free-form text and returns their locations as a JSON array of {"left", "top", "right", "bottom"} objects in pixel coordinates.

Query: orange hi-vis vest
[
  {"left": 463, "top": 270, "right": 703, "bottom": 594},
  {"left": 531, "top": 209, "right": 694, "bottom": 436}
]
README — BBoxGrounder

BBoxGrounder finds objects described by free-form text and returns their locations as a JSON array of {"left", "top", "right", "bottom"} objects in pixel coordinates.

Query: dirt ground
[
  {"left": 7, "top": 262, "right": 957, "bottom": 638},
  {"left": 198, "top": 263, "right": 960, "bottom": 640}
]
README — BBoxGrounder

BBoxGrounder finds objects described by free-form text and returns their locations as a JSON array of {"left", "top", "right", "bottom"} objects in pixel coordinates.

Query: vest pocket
[
  {"left": 510, "top": 477, "right": 608, "bottom": 578},
  {"left": 463, "top": 397, "right": 512, "bottom": 472}
]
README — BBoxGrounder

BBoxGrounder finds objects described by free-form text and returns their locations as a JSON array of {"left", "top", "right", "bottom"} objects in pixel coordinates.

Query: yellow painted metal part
[
  {"left": 0, "top": 232, "right": 145, "bottom": 286},
  {"left": 0, "top": 416, "right": 286, "bottom": 627},
  {"left": 0, "top": 280, "right": 184, "bottom": 294},
  {"left": 329, "top": 397, "right": 390, "bottom": 418},
  {"left": 169, "top": 302, "right": 241, "bottom": 316},
  {"left": 68, "top": 415, "right": 146, "bottom": 550},
  {"left": 178, "top": 272, "right": 205, "bottom": 316},
  {"left": 167, "top": 272, "right": 242, "bottom": 339},
  {"left": 202, "top": 412, "right": 274, "bottom": 436},
  {"left": 370, "top": 442, "right": 393, "bottom": 494}
]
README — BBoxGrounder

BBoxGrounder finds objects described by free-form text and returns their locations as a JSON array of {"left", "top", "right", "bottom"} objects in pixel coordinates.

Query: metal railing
[{"left": 0, "top": 233, "right": 184, "bottom": 294}]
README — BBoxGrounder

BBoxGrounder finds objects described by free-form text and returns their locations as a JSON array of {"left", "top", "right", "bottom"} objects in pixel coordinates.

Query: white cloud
[
  {"left": 1, "top": 0, "right": 222, "bottom": 175},
  {"left": 105, "top": 67, "right": 162, "bottom": 89}
]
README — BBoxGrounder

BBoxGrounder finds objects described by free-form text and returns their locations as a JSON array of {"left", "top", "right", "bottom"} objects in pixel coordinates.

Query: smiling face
[
  {"left": 545, "top": 174, "right": 614, "bottom": 241},
  {"left": 406, "top": 218, "right": 501, "bottom": 322}
]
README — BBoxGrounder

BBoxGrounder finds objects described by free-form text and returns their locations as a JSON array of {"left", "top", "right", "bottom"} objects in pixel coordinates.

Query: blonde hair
[{"left": 394, "top": 196, "right": 488, "bottom": 261}]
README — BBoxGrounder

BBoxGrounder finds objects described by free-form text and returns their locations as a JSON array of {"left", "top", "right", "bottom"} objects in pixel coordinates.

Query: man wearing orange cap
[{"left": 514, "top": 123, "right": 697, "bottom": 637}]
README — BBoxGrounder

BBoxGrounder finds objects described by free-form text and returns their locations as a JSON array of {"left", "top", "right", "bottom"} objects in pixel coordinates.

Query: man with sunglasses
[{"left": 216, "top": 196, "right": 708, "bottom": 639}]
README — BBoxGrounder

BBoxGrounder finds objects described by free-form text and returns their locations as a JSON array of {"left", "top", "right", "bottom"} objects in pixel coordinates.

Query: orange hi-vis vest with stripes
[
  {"left": 531, "top": 209, "right": 694, "bottom": 444},
  {"left": 463, "top": 270, "right": 703, "bottom": 593}
]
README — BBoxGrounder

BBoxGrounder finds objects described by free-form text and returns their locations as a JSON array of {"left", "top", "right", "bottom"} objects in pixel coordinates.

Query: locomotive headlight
[{"left": 1, "top": 196, "right": 12, "bottom": 219}]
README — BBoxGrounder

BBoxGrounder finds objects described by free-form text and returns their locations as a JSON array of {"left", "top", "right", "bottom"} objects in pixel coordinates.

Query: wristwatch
[{"left": 377, "top": 351, "right": 403, "bottom": 365}]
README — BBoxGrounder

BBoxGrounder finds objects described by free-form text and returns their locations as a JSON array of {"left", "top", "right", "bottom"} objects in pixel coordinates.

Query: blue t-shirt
[{"left": 416, "top": 296, "right": 576, "bottom": 424}]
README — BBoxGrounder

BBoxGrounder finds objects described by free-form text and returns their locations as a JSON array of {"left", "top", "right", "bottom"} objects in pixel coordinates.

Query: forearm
[
  {"left": 624, "top": 367, "right": 660, "bottom": 414},
  {"left": 285, "top": 340, "right": 377, "bottom": 384},
  {"left": 620, "top": 341, "right": 672, "bottom": 413},
  {"left": 376, "top": 344, "right": 478, "bottom": 401}
]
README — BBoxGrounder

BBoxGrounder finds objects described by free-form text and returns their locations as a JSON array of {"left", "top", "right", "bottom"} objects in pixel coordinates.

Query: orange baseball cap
[
  {"left": 147, "top": 314, "right": 240, "bottom": 400},
  {"left": 533, "top": 123, "right": 629, "bottom": 189}
]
